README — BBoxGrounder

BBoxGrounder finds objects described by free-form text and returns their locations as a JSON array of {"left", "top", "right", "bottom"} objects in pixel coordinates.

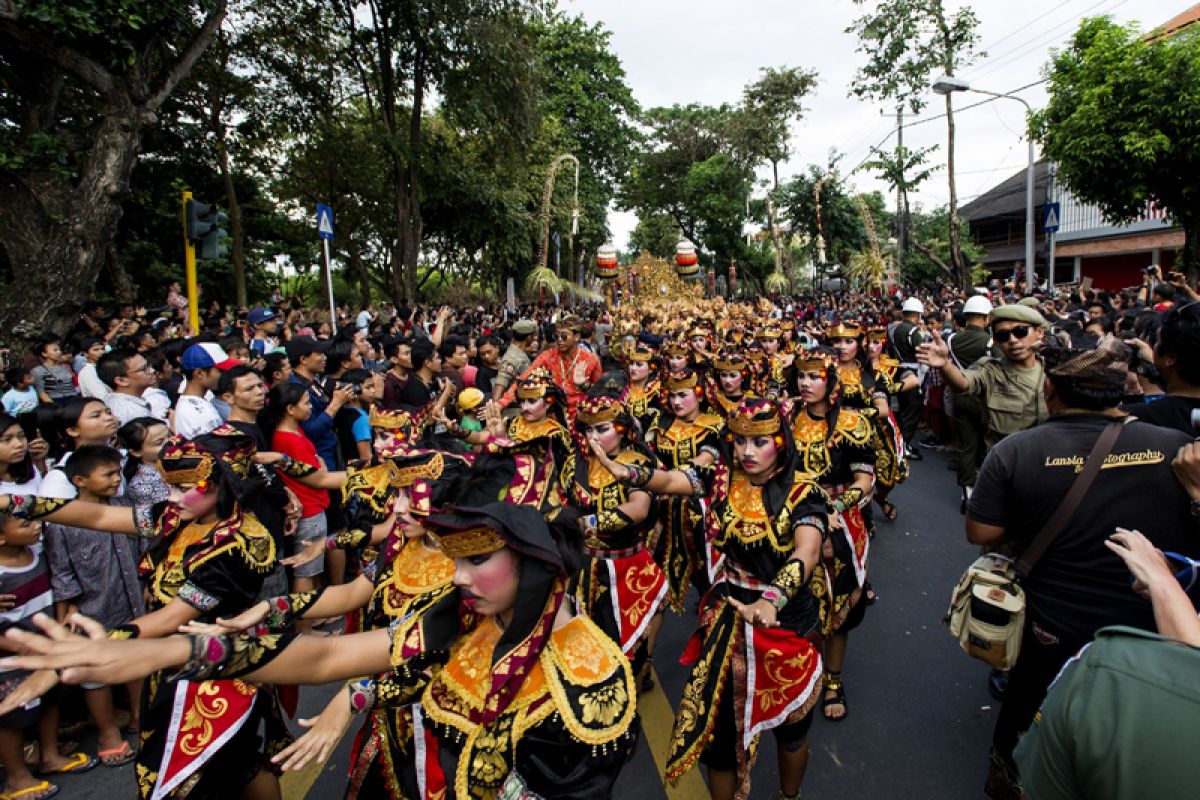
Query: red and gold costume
[
  {"left": 664, "top": 400, "right": 829, "bottom": 800},
  {"left": 650, "top": 370, "right": 725, "bottom": 608},
  {"left": 707, "top": 351, "right": 757, "bottom": 418},
  {"left": 564, "top": 396, "right": 669, "bottom": 670},
  {"left": 133, "top": 428, "right": 292, "bottom": 800},
  {"left": 791, "top": 397, "right": 875, "bottom": 635},
  {"left": 828, "top": 323, "right": 910, "bottom": 493}
]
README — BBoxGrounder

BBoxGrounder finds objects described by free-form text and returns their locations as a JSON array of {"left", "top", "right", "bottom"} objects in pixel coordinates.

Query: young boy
[
  {"left": 333, "top": 369, "right": 380, "bottom": 463},
  {"left": 246, "top": 308, "right": 280, "bottom": 359},
  {"left": 1, "top": 368, "right": 39, "bottom": 416},
  {"left": 43, "top": 446, "right": 142, "bottom": 766},
  {"left": 0, "top": 512, "right": 98, "bottom": 798},
  {"left": 457, "top": 387, "right": 487, "bottom": 434}
]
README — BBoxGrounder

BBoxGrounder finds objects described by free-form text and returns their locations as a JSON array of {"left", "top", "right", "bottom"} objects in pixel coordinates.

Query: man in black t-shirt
[
  {"left": 966, "top": 339, "right": 1200, "bottom": 797},
  {"left": 396, "top": 339, "right": 442, "bottom": 411},
  {"left": 1124, "top": 300, "right": 1200, "bottom": 435},
  {"left": 217, "top": 365, "right": 302, "bottom": 597}
]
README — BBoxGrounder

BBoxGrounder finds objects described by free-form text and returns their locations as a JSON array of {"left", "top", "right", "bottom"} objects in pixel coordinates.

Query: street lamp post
[{"left": 932, "top": 76, "right": 1037, "bottom": 295}]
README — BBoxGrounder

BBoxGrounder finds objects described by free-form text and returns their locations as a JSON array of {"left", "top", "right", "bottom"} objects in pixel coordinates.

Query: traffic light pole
[{"left": 181, "top": 190, "right": 200, "bottom": 335}]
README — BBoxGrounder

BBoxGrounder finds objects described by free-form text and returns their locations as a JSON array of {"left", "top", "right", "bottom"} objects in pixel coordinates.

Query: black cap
[{"left": 284, "top": 335, "right": 331, "bottom": 358}]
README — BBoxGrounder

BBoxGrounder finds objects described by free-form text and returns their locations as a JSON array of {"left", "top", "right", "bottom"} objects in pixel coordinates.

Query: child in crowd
[
  {"left": 2, "top": 369, "right": 39, "bottom": 417},
  {"left": 0, "top": 512, "right": 99, "bottom": 800},
  {"left": 333, "top": 369, "right": 379, "bottom": 462},
  {"left": 116, "top": 418, "right": 171, "bottom": 507},
  {"left": 39, "top": 399, "right": 120, "bottom": 500},
  {"left": 44, "top": 446, "right": 141, "bottom": 766},
  {"left": 457, "top": 387, "right": 487, "bottom": 434},
  {"left": 259, "top": 383, "right": 329, "bottom": 633},
  {"left": 29, "top": 337, "right": 76, "bottom": 407},
  {"left": 75, "top": 338, "right": 109, "bottom": 399},
  {"left": 0, "top": 415, "right": 46, "bottom": 496}
]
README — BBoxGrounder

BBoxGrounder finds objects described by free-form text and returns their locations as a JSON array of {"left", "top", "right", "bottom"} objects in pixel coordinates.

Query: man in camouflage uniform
[{"left": 491, "top": 319, "right": 538, "bottom": 401}]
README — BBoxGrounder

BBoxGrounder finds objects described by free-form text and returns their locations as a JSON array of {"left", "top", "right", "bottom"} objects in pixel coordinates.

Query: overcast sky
[{"left": 562, "top": 0, "right": 1190, "bottom": 249}]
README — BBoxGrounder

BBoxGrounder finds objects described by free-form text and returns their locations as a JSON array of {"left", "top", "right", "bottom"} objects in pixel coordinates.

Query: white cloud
[{"left": 563, "top": 0, "right": 1183, "bottom": 247}]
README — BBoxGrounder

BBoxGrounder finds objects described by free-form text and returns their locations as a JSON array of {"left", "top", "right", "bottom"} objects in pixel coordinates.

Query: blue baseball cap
[{"left": 248, "top": 307, "right": 278, "bottom": 326}]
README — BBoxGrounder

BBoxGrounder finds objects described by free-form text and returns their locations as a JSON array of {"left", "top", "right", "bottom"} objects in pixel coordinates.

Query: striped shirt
[{"left": 0, "top": 541, "right": 54, "bottom": 685}]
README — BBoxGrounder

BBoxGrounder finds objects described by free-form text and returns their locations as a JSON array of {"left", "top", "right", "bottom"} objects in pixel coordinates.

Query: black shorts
[{"left": 0, "top": 678, "right": 57, "bottom": 729}]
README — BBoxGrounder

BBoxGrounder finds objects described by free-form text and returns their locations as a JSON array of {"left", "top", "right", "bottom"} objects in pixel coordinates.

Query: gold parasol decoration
[{"left": 615, "top": 251, "right": 698, "bottom": 304}]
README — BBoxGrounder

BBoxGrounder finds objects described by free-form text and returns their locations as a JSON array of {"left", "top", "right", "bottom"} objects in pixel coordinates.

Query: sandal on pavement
[
  {"left": 98, "top": 741, "right": 136, "bottom": 767},
  {"left": 0, "top": 780, "right": 60, "bottom": 800},
  {"left": 821, "top": 672, "right": 848, "bottom": 722},
  {"left": 639, "top": 664, "right": 655, "bottom": 694},
  {"left": 37, "top": 752, "right": 99, "bottom": 775},
  {"left": 876, "top": 497, "right": 898, "bottom": 521}
]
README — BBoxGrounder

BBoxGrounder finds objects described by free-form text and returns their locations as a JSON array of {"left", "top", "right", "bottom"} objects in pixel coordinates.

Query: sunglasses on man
[{"left": 993, "top": 325, "right": 1032, "bottom": 344}]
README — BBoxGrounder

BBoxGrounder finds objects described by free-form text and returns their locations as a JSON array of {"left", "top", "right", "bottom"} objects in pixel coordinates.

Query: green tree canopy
[
  {"left": 618, "top": 104, "right": 753, "bottom": 273},
  {"left": 1030, "top": 16, "right": 1200, "bottom": 276}
]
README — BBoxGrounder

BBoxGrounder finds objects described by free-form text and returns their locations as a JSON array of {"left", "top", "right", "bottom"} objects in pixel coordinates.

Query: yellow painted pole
[{"left": 182, "top": 190, "right": 200, "bottom": 335}]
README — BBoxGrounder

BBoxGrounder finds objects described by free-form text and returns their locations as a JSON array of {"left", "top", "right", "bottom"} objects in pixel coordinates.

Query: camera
[{"left": 324, "top": 378, "right": 361, "bottom": 396}]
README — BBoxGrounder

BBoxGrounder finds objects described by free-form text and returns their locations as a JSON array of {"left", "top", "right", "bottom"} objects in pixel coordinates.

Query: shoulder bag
[{"left": 945, "top": 419, "right": 1124, "bottom": 670}]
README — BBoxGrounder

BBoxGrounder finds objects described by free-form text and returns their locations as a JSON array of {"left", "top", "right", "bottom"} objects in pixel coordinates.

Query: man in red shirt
[{"left": 501, "top": 315, "right": 600, "bottom": 420}]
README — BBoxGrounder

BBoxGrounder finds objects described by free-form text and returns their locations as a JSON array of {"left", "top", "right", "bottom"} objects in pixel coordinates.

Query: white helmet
[
  {"left": 902, "top": 298, "right": 924, "bottom": 314},
  {"left": 963, "top": 295, "right": 993, "bottom": 316}
]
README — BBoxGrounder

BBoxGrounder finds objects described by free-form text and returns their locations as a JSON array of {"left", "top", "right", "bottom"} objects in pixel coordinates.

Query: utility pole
[
  {"left": 181, "top": 191, "right": 199, "bottom": 336},
  {"left": 1047, "top": 163, "right": 1057, "bottom": 291}
]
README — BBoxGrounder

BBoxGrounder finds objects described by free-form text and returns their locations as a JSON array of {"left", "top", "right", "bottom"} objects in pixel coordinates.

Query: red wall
[{"left": 1081, "top": 250, "right": 1176, "bottom": 291}]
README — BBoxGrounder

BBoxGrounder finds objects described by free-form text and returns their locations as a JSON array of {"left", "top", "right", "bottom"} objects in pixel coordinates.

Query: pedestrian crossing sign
[
  {"left": 1043, "top": 202, "right": 1060, "bottom": 234},
  {"left": 317, "top": 203, "right": 334, "bottom": 240}
]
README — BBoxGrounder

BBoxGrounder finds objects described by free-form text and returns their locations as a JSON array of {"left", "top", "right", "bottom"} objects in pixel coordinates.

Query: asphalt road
[{"left": 21, "top": 447, "right": 997, "bottom": 800}]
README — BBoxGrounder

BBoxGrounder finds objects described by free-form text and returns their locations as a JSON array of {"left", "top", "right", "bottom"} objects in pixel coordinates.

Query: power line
[
  {"left": 872, "top": 78, "right": 1047, "bottom": 146},
  {"left": 980, "top": 0, "right": 1081, "bottom": 54},
  {"left": 965, "top": 0, "right": 1114, "bottom": 77},
  {"left": 840, "top": 116, "right": 895, "bottom": 168},
  {"left": 844, "top": 81, "right": 1036, "bottom": 178},
  {"left": 967, "top": 0, "right": 1132, "bottom": 82},
  {"left": 965, "top": 0, "right": 1112, "bottom": 77}
]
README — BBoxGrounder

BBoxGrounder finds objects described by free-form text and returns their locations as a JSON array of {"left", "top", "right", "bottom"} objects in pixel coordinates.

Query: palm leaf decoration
[{"left": 764, "top": 271, "right": 790, "bottom": 294}]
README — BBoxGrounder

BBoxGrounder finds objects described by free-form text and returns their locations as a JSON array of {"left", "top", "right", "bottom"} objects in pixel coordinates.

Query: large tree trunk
[
  {"left": 945, "top": 92, "right": 969, "bottom": 290},
  {"left": 0, "top": 1, "right": 225, "bottom": 345},
  {"left": 400, "top": 47, "right": 426, "bottom": 305},
  {"left": 216, "top": 139, "right": 247, "bottom": 308},
  {"left": 0, "top": 103, "right": 142, "bottom": 341},
  {"left": 346, "top": 244, "right": 372, "bottom": 309},
  {"left": 104, "top": 240, "right": 137, "bottom": 303}
]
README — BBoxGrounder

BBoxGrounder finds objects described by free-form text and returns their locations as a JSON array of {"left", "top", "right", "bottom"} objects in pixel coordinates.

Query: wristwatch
[{"left": 1190, "top": 499, "right": 1200, "bottom": 519}]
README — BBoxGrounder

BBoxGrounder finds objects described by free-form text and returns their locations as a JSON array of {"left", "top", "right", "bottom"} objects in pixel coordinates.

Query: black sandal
[
  {"left": 821, "top": 672, "right": 848, "bottom": 722},
  {"left": 639, "top": 664, "right": 655, "bottom": 693},
  {"left": 876, "top": 497, "right": 898, "bottom": 521}
]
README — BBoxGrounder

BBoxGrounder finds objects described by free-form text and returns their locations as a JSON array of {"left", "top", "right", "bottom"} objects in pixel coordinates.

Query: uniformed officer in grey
[{"left": 491, "top": 319, "right": 538, "bottom": 400}]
